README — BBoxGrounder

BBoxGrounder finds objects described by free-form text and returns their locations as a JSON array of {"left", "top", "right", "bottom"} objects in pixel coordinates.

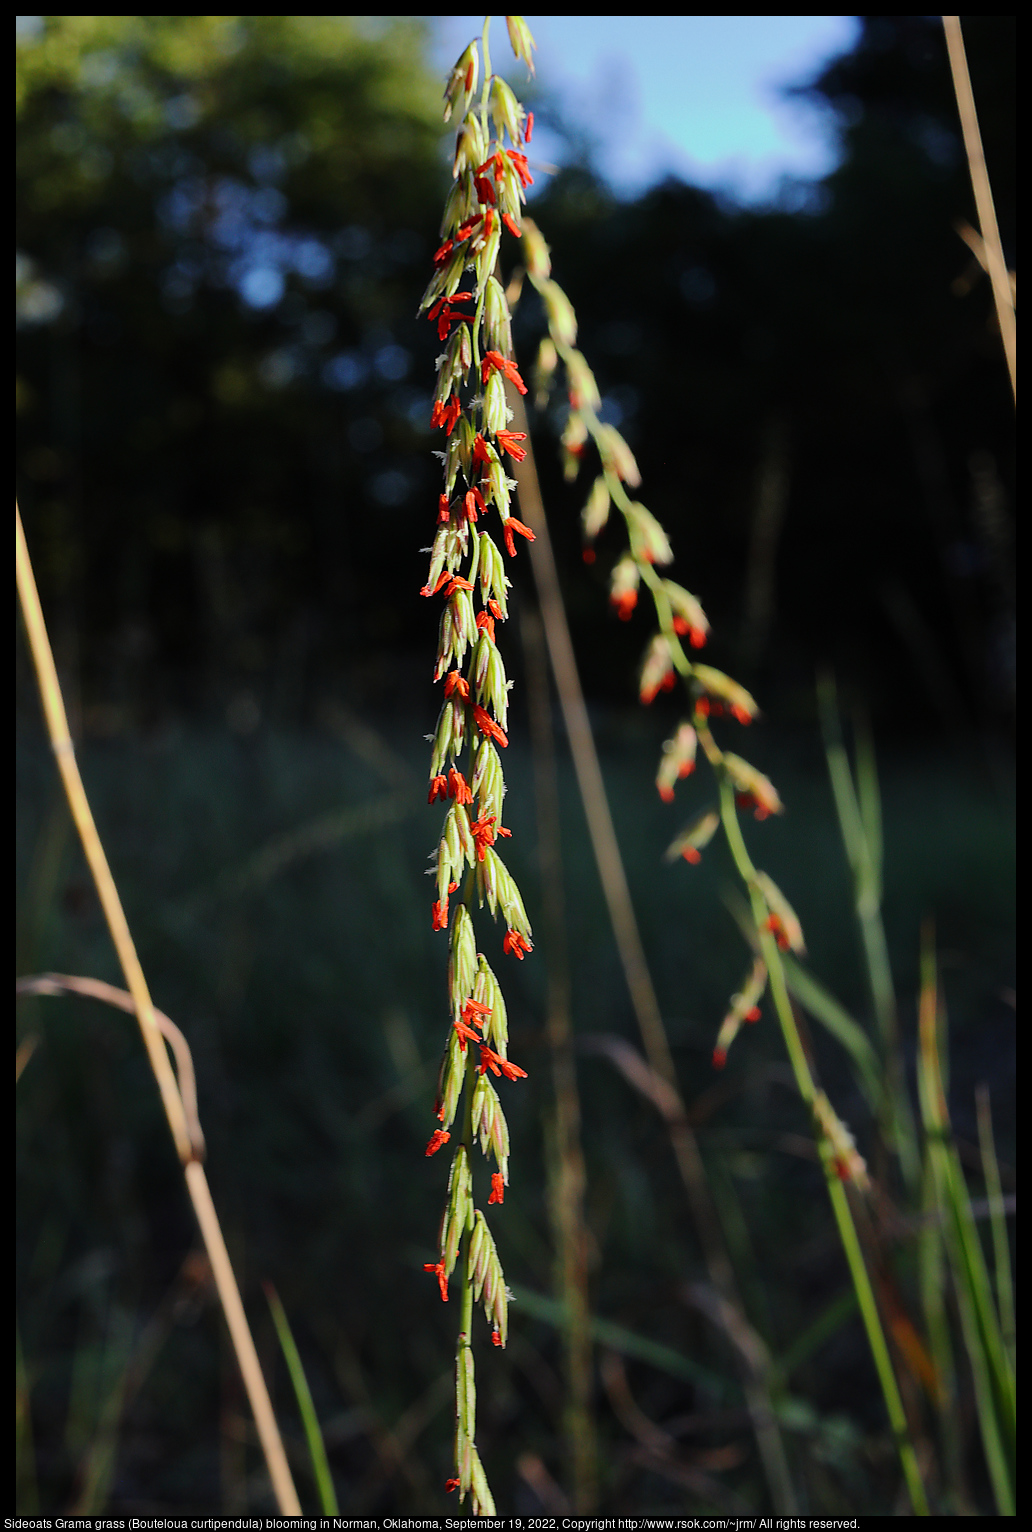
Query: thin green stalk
[
  {"left": 778, "top": 954, "right": 883, "bottom": 1112},
  {"left": 722, "top": 887, "right": 884, "bottom": 1110},
  {"left": 717, "top": 773, "right": 929, "bottom": 1515},
  {"left": 456, "top": 1042, "right": 495, "bottom": 1514},
  {"left": 264, "top": 1285, "right": 339, "bottom": 1515},
  {"left": 458, "top": 1036, "right": 478, "bottom": 1346}
]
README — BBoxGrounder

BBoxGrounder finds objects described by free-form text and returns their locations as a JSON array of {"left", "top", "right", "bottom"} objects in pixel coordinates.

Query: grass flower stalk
[
  {"left": 512, "top": 181, "right": 932, "bottom": 1517},
  {"left": 420, "top": 18, "right": 537, "bottom": 1511}
]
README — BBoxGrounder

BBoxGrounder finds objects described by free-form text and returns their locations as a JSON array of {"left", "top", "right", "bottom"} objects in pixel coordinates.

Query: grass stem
[
  {"left": 942, "top": 17, "right": 1016, "bottom": 403},
  {"left": 16, "top": 502, "right": 301, "bottom": 1516}
]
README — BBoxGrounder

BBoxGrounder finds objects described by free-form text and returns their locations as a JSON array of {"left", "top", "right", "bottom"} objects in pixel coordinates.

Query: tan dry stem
[
  {"left": 16, "top": 503, "right": 301, "bottom": 1517},
  {"left": 17, "top": 973, "right": 206, "bottom": 1160},
  {"left": 942, "top": 17, "right": 1016, "bottom": 403},
  {"left": 520, "top": 605, "right": 598, "bottom": 1510}
]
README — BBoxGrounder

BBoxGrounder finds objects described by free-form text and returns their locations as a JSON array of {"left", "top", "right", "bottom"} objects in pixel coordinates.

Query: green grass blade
[
  {"left": 917, "top": 934, "right": 1015, "bottom": 1514},
  {"left": 514, "top": 1278, "right": 864, "bottom": 1491},
  {"left": 817, "top": 674, "right": 920, "bottom": 1190},
  {"left": 853, "top": 711, "right": 883, "bottom": 903},
  {"left": 509, "top": 1284, "right": 736, "bottom": 1400},
  {"left": 264, "top": 1284, "right": 339, "bottom": 1515},
  {"left": 816, "top": 671, "right": 868, "bottom": 885},
  {"left": 976, "top": 1084, "right": 1015, "bottom": 1370},
  {"left": 917, "top": 1152, "right": 964, "bottom": 1507},
  {"left": 774, "top": 1287, "right": 858, "bottom": 1385},
  {"left": 935, "top": 1137, "right": 1016, "bottom": 1512}
]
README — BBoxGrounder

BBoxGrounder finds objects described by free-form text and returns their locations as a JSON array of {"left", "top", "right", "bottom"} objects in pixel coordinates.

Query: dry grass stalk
[{"left": 16, "top": 502, "right": 301, "bottom": 1516}]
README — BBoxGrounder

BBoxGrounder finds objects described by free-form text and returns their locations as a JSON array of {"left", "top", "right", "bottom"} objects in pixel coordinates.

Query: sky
[{"left": 432, "top": 15, "right": 861, "bottom": 204}]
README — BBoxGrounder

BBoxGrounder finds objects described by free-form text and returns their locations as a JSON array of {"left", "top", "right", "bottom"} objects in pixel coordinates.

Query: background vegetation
[{"left": 17, "top": 15, "right": 1013, "bottom": 1515}]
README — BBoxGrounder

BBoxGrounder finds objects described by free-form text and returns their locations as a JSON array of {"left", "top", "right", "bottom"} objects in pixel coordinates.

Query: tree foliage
[
  {"left": 17, "top": 15, "right": 447, "bottom": 710},
  {"left": 17, "top": 16, "right": 1014, "bottom": 732}
]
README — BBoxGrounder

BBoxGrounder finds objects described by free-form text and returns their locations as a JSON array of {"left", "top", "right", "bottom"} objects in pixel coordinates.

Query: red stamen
[
  {"left": 506, "top": 149, "right": 533, "bottom": 188},
  {"left": 502, "top": 929, "right": 532, "bottom": 961},
  {"left": 496, "top": 429, "right": 528, "bottom": 461},
  {"left": 473, "top": 705, "right": 508, "bottom": 747},
  {"left": 480, "top": 350, "right": 528, "bottom": 395},
  {"left": 453, "top": 1017, "right": 480, "bottom": 1048},
  {"left": 463, "top": 486, "right": 486, "bottom": 523},
  {"left": 461, "top": 997, "right": 492, "bottom": 1024},
  {"left": 447, "top": 766, "right": 472, "bottom": 804},
  {"left": 478, "top": 1043, "right": 528, "bottom": 1078},
  {"left": 470, "top": 814, "right": 497, "bottom": 860},
  {"left": 424, "top": 1260, "right": 449, "bottom": 1301},
  {"left": 502, "top": 517, "right": 535, "bottom": 558}
]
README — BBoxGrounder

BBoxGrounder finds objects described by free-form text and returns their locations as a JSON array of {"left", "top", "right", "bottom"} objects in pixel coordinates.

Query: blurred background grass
[
  {"left": 17, "top": 13, "right": 1013, "bottom": 1515},
  {"left": 15, "top": 686, "right": 1014, "bottom": 1512}
]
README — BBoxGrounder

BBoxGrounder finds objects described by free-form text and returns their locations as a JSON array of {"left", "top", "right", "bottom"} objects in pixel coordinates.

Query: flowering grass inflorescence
[
  {"left": 516, "top": 114, "right": 933, "bottom": 1517},
  {"left": 515, "top": 205, "right": 823, "bottom": 1090},
  {"left": 420, "top": 15, "right": 537, "bottom": 1515},
  {"left": 421, "top": 14, "right": 928, "bottom": 1515}
]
